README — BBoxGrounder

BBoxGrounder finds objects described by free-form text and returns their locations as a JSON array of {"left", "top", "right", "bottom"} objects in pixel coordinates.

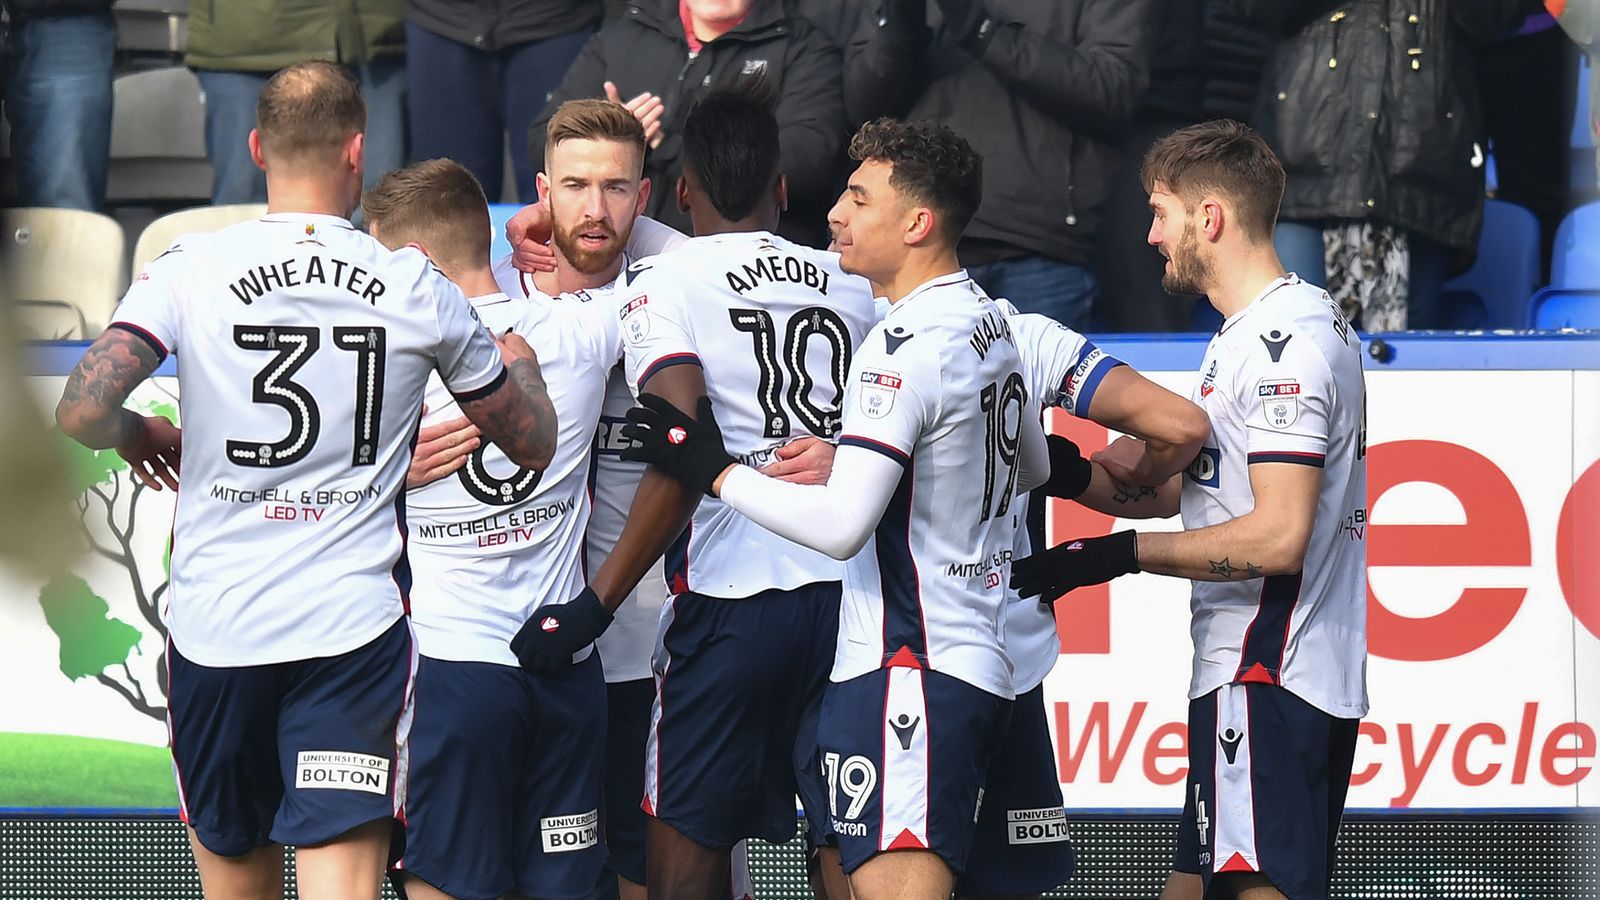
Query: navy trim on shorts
[{"left": 876, "top": 455, "right": 926, "bottom": 661}]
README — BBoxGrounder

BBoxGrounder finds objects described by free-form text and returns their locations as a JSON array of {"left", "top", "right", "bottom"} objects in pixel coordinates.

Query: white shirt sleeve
[
  {"left": 626, "top": 216, "right": 690, "bottom": 259},
  {"left": 426, "top": 262, "right": 506, "bottom": 399},
  {"left": 718, "top": 444, "right": 906, "bottom": 561},
  {"left": 833, "top": 324, "right": 939, "bottom": 465},
  {"left": 111, "top": 238, "right": 188, "bottom": 359},
  {"left": 619, "top": 265, "right": 701, "bottom": 392},
  {"left": 1008, "top": 312, "right": 1123, "bottom": 417},
  {"left": 1234, "top": 325, "right": 1334, "bottom": 467}
]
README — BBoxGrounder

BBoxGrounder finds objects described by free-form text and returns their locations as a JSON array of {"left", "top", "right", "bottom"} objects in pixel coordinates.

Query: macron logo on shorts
[
  {"left": 541, "top": 810, "right": 599, "bottom": 853},
  {"left": 295, "top": 751, "right": 389, "bottom": 794}
]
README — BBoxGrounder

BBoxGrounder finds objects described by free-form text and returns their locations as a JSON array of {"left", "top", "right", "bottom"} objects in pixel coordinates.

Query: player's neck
[
  {"left": 264, "top": 179, "right": 354, "bottom": 220},
  {"left": 538, "top": 248, "right": 625, "bottom": 296},
  {"left": 454, "top": 266, "right": 503, "bottom": 300},
  {"left": 694, "top": 216, "right": 775, "bottom": 238},
  {"left": 879, "top": 249, "right": 964, "bottom": 305},
  {"left": 1205, "top": 245, "right": 1287, "bottom": 320}
]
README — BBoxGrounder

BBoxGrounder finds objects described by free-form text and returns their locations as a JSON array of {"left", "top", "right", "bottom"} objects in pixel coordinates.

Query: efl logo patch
[
  {"left": 620, "top": 295, "right": 651, "bottom": 345},
  {"left": 1007, "top": 807, "right": 1071, "bottom": 845},
  {"left": 541, "top": 810, "right": 599, "bottom": 853},
  {"left": 858, "top": 370, "right": 901, "bottom": 419},
  {"left": 1257, "top": 379, "right": 1301, "bottom": 429},
  {"left": 295, "top": 751, "right": 388, "bottom": 794}
]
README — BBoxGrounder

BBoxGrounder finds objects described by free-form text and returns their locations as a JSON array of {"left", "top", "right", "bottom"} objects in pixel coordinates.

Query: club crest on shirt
[
  {"left": 1257, "top": 379, "right": 1300, "bottom": 429},
  {"left": 858, "top": 369, "right": 901, "bottom": 419},
  {"left": 1199, "top": 359, "right": 1219, "bottom": 399},
  {"left": 620, "top": 294, "right": 651, "bottom": 345}
]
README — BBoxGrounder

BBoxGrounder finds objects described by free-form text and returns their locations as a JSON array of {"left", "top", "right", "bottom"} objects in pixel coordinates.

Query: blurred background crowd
[{"left": 0, "top": 0, "right": 1594, "bottom": 333}]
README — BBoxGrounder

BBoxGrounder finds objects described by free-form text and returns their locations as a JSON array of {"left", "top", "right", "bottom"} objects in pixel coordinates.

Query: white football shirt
[
  {"left": 1004, "top": 313, "right": 1124, "bottom": 692},
  {"left": 492, "top": 253, "right": 674, "bottom": 683},
  {"left": 833, "top": 272, "right": 1036, "bottom": 700},
  {"left": 406, "top": 289, "right": 618, "bottom": 666},
  {"left": 1182, "top": 275, "right": 1369, "bottom": 718},
  {"left": 619, "top": 231, "right": 877, "bottom": 599},
  {"left": 111, "top": 213, "right": 505, "bottom": 667}
]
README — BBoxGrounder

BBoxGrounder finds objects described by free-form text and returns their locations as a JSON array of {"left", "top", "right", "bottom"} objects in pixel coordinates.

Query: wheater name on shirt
[{"left": 229, "top": 255, "right": 388, "bottom": 306}]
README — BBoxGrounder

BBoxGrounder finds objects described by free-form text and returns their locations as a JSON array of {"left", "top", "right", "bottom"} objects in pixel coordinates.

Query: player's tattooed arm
[
  {"left": 56, "top": 328, "right": 163, "bottom": 449},
  {"left": 1134, "top": 462, "right": 1321, "bottom": 583},
  {"left": 1073, "top": 462, "right": 1183, "bottom": 519},
  {"left": 1113, "top": 480, "right": 1159, "bottom": 504},
  {"left": 457, "top": 332, "right": 558, "bottom": 471}
]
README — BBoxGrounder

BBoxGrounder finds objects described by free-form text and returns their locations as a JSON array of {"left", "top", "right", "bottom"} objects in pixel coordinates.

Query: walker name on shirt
[
  {"left": 229, "top": 256, "right": 387, "bottom": 306},
  {"left": 295, "top": 751, "right": 389, "bottom": 795},
  {"left": 209, "top": 482, "right": 382, "bottom": 523},
  {"left": 724, "top": 253, "right": 832, "bottom": 296},
  {"left": 969, "top": 309, "right": 1017, "bottom": 360},
  {"left": 412, "top": 498, "right": 577, "bottom": 545}
]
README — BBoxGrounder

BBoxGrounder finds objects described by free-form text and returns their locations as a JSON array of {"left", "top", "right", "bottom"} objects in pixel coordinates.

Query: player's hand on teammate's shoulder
[
  {"left": 408, "top": 406, "right": 481, "bottom": 489},
  {"left": 495, "top": 330, "right": 540, "bottom": 366},
  {"left": 760, "top": 436, "right": 835, "bottom": 485},
  {"left": 1010, "top": 530, "right": 1141, "bottom": 603},
  {"left": 510, "top": 586, "right": 614, "bottom": 674},
  {"left": 619, "top": 394, "right": 736, "bottom": 496},
  {"left": 117, "top": 415, "right": 182, "bottom": 491},
  {"left": 506, "top": 203, "right": 558, "bottom": 275}
]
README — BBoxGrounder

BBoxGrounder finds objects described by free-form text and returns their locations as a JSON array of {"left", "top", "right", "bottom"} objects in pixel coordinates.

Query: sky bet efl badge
[
  {"left": 859, "top": 369, "right": 901, "bottom": 419},
  {"left": 1258, "top": 379, "right": 1301, "bottom": 429},
  {"left": 620, "top": 294, "right": 651, "bottom": 345}
]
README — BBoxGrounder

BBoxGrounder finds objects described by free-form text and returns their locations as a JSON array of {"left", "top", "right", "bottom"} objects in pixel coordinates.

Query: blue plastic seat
[
  {"left": 1529, "top": 289, "right": 1600, "bottom": 329},
  {"left": 1527, "top": 201, "right": 1600, "bottom": 328},
  {"left": 1438, "top": 200, "right": 1541, "bottom": 329},
  {"left": 488, "top": 202, "right": 521, "bottom": 261}
]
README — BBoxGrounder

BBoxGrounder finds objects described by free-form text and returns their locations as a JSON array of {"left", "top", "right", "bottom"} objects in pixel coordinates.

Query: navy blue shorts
[
  {"left": 167, "top": 617, "right": 415, "bottom": 857},
  {"left": 603, "top": 677, "right": 654, "bottom": 887},
  {"left": 959, "top": 683, "right": 1076, "bottom": 895},
  {"left": 644, "top": 582, "right": 839, "bottom": 850},
  {"left": 1175, "top": 683, "right": 1359, "bottom": 900},
  {"left": 817, "top": 663, "right": 1010, "bottom": 876},
  {"left": 397, "top": 652, "right": 607, "bottom": 900}
]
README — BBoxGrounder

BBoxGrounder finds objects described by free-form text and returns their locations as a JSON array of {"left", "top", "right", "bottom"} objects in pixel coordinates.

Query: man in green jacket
[
  {"left": 185, "top": 0, "right": 406, "bottom": 204},
  {"left": 1552, "top": 0, "right": 1600, "bottom": 180}
]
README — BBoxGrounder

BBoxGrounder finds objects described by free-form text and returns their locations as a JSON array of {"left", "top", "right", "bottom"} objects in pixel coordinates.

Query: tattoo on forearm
[
  {"left": 1208, "top": 557, "right": 1264, "bottom": 580},
  {"left": 58, "top": 331, "right": 161, "bottom": 446},
  {"left": 476, "top": 357, "right": 557, "bottom": 466},
  {"left": 1112, "top": 481, "right": 1158, "bottom": 504}
]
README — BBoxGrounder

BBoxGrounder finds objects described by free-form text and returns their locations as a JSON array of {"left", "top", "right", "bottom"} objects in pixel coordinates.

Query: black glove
[
  {"left": 1041, "top": 434, "right": 1093, "bottom": 500},
  {"left": 511, "top": 587, "right": 614, "bottom": 674},
  {"left": 1011, "top": 530, "right": 1139, "bottom": 602},
  {"left": 620, "top": 394, "right": 736, "bottom": 496},
  {"left": 936, "top": 0, "right": 998, "bottom": 54}
]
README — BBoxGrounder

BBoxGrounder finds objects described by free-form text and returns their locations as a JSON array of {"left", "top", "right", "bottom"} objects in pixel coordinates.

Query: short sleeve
[
  {"left": 835, "top": 323, "right": 937, "bottom": 467},
  {"left": 110, "top": 241, "right": 187, "bottom": 361},
  {"left": 1235, "top": 327, "right": 1334, "bottom": 467},
  {"left": 1009, "top": 313, "right": 1123, "bottom": 417},
  {"left": 619, "top": 263, "right": 701, "bottom": 392},
  {"left": 580, "top": 290, "right": 625, "bottom": 371},
  {"left": 429, "top": 265, "right": 506, "bottom": 401}
]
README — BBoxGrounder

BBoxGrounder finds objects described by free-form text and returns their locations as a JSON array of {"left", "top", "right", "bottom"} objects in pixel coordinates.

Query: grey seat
[
  {"left": 131, "top": 203, "right": 265, "bottom": 278},
  {"left": 107, "top": 66, "right": 210, "bottom": 203},
  {"left": 0, "top": 208, "right": 128, "bottom": 339}
]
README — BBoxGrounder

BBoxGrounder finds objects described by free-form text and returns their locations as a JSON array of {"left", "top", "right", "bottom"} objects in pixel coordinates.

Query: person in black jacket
[
  {"left": 1, "top": 0, "right": 114, "bottom": 210},
  {"left": 530, "top": 0, "right": 845, "bottom": 247},
  {"left": 406, "top": 0, "right": 605, "bottom": 203},
  {"left": 844, "top": 0, "right": 1152, "bottom": 331},
  {"left": 1235, "top": 0, "right": 1529, "bottom": 330}
]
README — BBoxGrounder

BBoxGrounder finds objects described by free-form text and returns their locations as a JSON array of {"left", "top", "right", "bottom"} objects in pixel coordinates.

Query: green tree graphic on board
[{"left": 37, "top": 399, "right": 177, "bottom": 722}]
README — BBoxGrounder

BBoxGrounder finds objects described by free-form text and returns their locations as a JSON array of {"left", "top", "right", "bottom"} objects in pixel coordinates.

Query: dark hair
[
  {"left": 362, "top": 159, "right": 491, "bottom": 272},
  {"left": 848, "top": 118, "right": 983, "bottom": 243},
  {"left": 1141, "top": 119, "right": 1285, "bottom": 241},
  {"left": 544, "top": 98, "right": 648, "bottom": 169},
  {"left": 256, "top": 61, "right": 365, "bottom": 165},
  {"left": 681, "top": 78, "right": 782, "bottom": 222}
]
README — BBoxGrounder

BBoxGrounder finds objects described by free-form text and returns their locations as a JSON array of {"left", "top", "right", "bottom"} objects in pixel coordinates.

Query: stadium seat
[
  {"left": 130, "top": 203, "right": 265, "bottom": 278},
  {"left": 1438, "top": 199, "right": 1541, "bottom": 329},
  {"left": 1529, "top": 288, "right": 1600, "bottom": 329},
  {"left": 113, "top": 0, "right": 188, "bottom": 64},
  {"left": 107, "top": 66, "right": 209, "bottom": 203},
  {"left": 489, "top": 203, "right": 521, "bottom": 261},
  {"left": 1527, "top": 201, "right": 1600, "bottom": 328},
  {"left": 1, "top": 208, "right": 126, "bottom": 339}
]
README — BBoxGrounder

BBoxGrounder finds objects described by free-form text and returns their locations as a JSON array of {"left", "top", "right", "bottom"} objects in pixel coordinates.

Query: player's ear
[
  {"left": 248, "top": 129, "right": 267, "bottom": 171},
  {"left": 676, "top": 175, "right": 690, "bottom": 214},
  {"left": 636, "top": 175, "right": 652, "bottom": 215},
  {"left": 1200, "top": 197, "right": 1226, "bottom": 243},
  {"left": 347, "top": 131, "right": 365, "bottom": 173},
  {"left": 536, "top": 171, "right": 551, "bottom": 205},
  {"left": 903, "top": 205, "right": 937, "bottom": 248},
  {"left": 775, "top": 173, "right": 788, "bottom": 214}
]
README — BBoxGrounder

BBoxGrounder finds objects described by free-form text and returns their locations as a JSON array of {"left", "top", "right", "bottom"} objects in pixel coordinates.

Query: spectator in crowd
[
  {"left": 185, "top": 0, "right": 407, "bottom": 205},
  {"left": 1551, "top": 0, "right": 1600, "bottom": 182},
  {"left": 1094, "top": 1, "right": 1274, "bottom": 333},
  {"left": 1479, "top": 6, "right": 1575, "bottom": 281},
  {"left": 530, "top": 0, "right": 845, "bottom": 247},
  {"left": 846, "top": 0, "right": 1153, "bottom": 331},
  {"left": 1235, "top": 0, "right": 1528, "bottom": 331},
  {"left": 405, "top": 1, "right": 603, "bottom": 204},
  {"left": 1, "top": 0, "right": 114, "bottom": 211}
]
